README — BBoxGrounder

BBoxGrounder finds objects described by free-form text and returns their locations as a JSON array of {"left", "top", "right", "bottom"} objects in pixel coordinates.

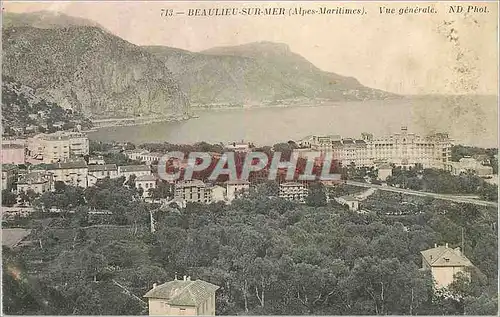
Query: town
[{"left": 1, "top": 126, "right": 498, "bottom": 315}]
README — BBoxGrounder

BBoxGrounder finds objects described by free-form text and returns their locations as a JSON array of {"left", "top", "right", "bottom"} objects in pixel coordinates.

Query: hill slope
[
  {"left": 145, "top": 42, "right": 396, "bottom": 107},
  {"left": 2, "top": 25, "right": 189, "bottom": 118},
  {"left": 2, "top": 78, "right": 92, "bottom": 135},
  {"left": 2, "top": 11, "right": 104, "bottom": 29}
]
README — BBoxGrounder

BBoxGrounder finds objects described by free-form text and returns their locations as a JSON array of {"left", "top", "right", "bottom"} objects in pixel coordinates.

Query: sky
[{"left": 3, "top": 1, "right": 498, "bottom": 95}]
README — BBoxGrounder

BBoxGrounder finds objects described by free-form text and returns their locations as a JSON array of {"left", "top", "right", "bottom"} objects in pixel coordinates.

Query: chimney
[
  {"left": 434, "top": 243, "right": 437, "bottom": 248},
  {"left": 183, "top": 275, "right": 187, "bottom": 281},
  {"left": 445, "top": 243, "right": 448, "bottom": 248},
  {"left": 153, "top": 283, "right": 157, "bottom": 288}
]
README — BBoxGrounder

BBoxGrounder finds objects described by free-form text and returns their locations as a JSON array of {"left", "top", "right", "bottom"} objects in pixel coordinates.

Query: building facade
[
  {"left": 118, "top": 165, "right": 152, "bottom": 179},
  {"left": 17, "top": 171, "right": 52, "bottom": 194},
  {"left": 279, "top": 182, "right": 308, "bottom": 203},
  {"left": 136, "top": 174, "right": 157, "bottom": 197},
  {"left": 334, "top": 195, "right": 360, "bottom": 211},
  {"left": 421, "top": 243, "right": 473, "bottom": 289},
  {"left": 377, "top": 164, "right": 393, "bottom": 181},
  {"left": 226, "top": 180, "right": 250, "bottom": 202},
  {"left": 143, "top": 277, "right": 219, "bottom": 316},
  {"left": 298, "top": 127, "right": 452, "bottom": 169},
  {"left": 28, "top": 131, "right": 89, "bottom": 163},
  {"left": 174, "top": 180, "right": 213, "bottom": 204},
  {"left": 47, "top": 161, "right": 88, "bottom": 189},
  {"left": 2, "top": 164, "right": 18, "bottom": 191},
  {"left": 87, "top": 164, "right": 119, "bottom": 187}
]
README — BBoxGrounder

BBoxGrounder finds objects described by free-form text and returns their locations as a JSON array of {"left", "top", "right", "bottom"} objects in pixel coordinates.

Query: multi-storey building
[
  {"left": 226, "top": 180, "right": 250, "bottom": 202},
  {"left": 225, "top": 142, "right": 251, "bottom": 153},
  {"left": 174, "top": 180, "right": 213, "bottom": 204},
  {"left": 17, "top": 171, "right": 52, "bottom": 194},
  {"left": 298, "top": 127, "right": 452, "bottom": 169},
  {"left": 27, "top": 131, "right": 89, "bottom": 163},
  {"left": 87, "top": 164, "right": 119, "bottom": 187},
  {"left": 2, "top": 164, "right": 18, "bottom": 191},
  {"left": 279, "top": 182, "right": 308, "bottom": 203},
  {"left": 47, "top": 160, "right": 88, "bottom": 189},
  {"left": 136, "top": 174, "right": 157, "bottom": 197}
]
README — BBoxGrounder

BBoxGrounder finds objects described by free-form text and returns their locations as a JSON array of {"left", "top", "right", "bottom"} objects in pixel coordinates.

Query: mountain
[
  {"left": 2, "top": 11, "right": 105, "bottom": 30},
  {"left": 2, "top": 22, "right": 189, "bottom": 118},
  {"left": 144, "top": 41, "right": 396, "bottom": 107},
  {"left": 2, "top": 78, "right": 92, "bottom": 135}
]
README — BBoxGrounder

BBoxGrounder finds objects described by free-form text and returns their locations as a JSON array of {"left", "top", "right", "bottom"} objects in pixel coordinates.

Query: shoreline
[{"left": 90, "top": 98, "right": 401, "bottom": 128}]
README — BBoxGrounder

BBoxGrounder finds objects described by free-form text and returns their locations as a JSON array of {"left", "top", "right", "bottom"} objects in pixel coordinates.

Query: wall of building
[
  {"left": 431, "top": 266, "right": 467, "bottom": 288},
  {"left": 148, "top": 299, "right": 197, "bottom": 316}
]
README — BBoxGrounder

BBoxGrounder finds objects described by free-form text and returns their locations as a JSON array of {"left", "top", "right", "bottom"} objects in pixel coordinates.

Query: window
[{"left": 179, "top": 308, "right": 186, "bottom": 315}]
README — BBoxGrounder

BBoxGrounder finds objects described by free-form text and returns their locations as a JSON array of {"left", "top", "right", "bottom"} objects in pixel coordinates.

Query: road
[{"left": 344, "top": 181, "right": 498, "bottom": 208}]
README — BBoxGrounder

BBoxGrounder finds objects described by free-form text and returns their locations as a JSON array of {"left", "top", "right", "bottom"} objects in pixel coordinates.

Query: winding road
[{"left": 344, "top": 180, "right": 498, "bottom": 208}]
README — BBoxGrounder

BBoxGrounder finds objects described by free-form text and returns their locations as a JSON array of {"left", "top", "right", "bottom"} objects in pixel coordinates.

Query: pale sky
[{"left": 3, "top": 1, "right": 498, "bottom": 95}]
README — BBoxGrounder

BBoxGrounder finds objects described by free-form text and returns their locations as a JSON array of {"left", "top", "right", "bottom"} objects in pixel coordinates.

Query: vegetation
[
  {"left": 2, "top": 181, "right": 497, "bottom": 315},
  {"left": 2, "top": 79, "right": 92, "bottom": 136},
  {"left": 386, "top": 167, "right": 498, "bottom": 201},
  {"left": 451, "top": 145, "right": 498, "bottom": 174}
]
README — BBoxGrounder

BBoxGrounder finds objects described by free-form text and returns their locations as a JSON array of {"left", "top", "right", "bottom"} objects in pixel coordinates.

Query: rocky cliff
[
  {"left": 2, "top": 14, "right": 189, "bottom": 118},
  {"left": 145, "top": 41, "right": 397, "bottom": 106}
]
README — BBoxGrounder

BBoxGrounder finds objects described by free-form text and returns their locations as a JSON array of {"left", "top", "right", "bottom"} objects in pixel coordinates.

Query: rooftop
[
  {"left": 378, "top": 164, "right": 392, "bottom": 170},
  {"left": 226, "top": 180, "right": 251, "bottom": 185},
  {"left": 118, "top": 165, "right": 151, "bottom": 173},
  {"left": 48, "top": 161, "right": 88, "bottom": 170},
  {"left": 280, "top": 182, "right": 306, "bottom": 187},
  {"left": 176, "top": 180, "right": 206, "bottom": 188},
  {"left": 2, "top": 164, "right": 18, "bottom": 172},
  {"left": 18, "top": 171, "right": 50, "bottom": 184},
  {"left": 338, "top": 195, "right": 359, "bottom": 202},
  {"left": 2, "top": 144, "right": 25, "bottom": 149},
  {"left": 136, "top": 174, "right": 157, "bottom": 182},
  {"left": 421, "top": 244, "right": 473, "bottom": 267},
  {"left": 88, "top": 164, "right": 118, "bottom": 172},
  {"left": 143, "top": 278, "right": 220, "bottom": 306}
]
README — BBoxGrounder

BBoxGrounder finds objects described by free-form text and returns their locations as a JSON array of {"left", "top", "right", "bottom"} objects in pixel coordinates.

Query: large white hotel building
[{"left": 296, "top": 127, "right": 452, "bottom": 169}]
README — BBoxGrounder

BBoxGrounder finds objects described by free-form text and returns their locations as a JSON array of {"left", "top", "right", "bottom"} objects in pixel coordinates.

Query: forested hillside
[{"left": 2, "top": 180, "right": 497, "bottom": 315}]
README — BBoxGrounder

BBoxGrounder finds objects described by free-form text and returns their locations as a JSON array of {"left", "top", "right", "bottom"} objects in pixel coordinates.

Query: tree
[
  {"left": 2, "top": 190, "right": 17, "bottom": 206},
  {"left": 306, "top": 182, "right": 327, "bottom": 207},
  {"left": 54, "top": 181, "right": 67, "bottom": 193}
]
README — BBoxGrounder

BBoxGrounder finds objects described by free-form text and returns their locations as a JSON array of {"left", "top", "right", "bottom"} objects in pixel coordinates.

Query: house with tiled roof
[
  {"left": 144, "top": 276, "right": 219, "bottom": 316},
  {"left": 421, "top": 243, "right": 473, "bottom": 288},
  {"left": 87, "top": 164, "right": 119, "bottom": 187},
  {"left": 118, "top": 165, "right": 151, "bottom": 179},
  {"left": 334, "top": 195, "right": 360, "bottom": 211}
]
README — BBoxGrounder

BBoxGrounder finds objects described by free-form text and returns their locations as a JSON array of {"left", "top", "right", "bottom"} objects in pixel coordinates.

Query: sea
[{"left": 88, "top": 97, "right": 498, "bottom": 148}]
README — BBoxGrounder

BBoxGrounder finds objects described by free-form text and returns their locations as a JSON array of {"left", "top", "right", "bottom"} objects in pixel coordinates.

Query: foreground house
[
  {"left": 144, "top": 276, "right": 219, "bottom": 316},
  {"left": 421, "top": 243, "right": 473, "bottom": 288}
]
